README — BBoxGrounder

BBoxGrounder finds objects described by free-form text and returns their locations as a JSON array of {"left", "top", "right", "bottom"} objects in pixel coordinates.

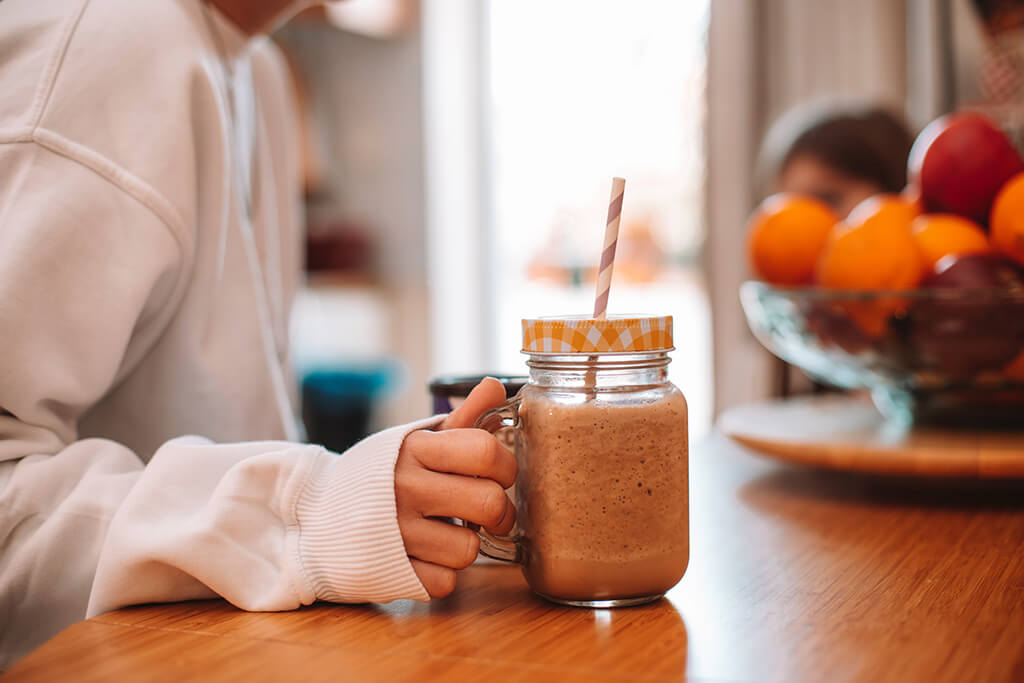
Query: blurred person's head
[{"left": 759, "top": 100, "right": 914, "bottom": 218}]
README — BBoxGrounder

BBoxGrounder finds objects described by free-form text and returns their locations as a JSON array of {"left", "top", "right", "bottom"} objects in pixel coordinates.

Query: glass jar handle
[{"left": 472, "top": 394, "right": 523, "bottom": 563}]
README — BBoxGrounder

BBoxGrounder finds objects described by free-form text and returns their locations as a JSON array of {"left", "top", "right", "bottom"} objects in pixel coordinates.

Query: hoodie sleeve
[{"left": 87, "top": 419, "right": 438, "bottom": 618}]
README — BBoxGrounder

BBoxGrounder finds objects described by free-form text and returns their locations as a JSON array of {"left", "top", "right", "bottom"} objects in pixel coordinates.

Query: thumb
[{"left": 440, "top": 377, "right": 508, "bottom": 430}]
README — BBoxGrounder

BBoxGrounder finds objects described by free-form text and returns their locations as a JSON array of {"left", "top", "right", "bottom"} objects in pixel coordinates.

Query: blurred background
[{"left": 275, "top": 0, "right": 1009, "bottom": 450}]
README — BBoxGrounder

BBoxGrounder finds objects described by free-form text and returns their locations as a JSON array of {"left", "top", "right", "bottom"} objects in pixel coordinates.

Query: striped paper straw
[{"left": 593, "top": 177, "right": 625, "bottom": 320}]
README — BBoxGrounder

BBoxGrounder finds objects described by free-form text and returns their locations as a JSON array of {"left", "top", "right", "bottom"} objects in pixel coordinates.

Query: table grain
[{"left": 8, "top": 433, "right": 1024, "bottom": 682}]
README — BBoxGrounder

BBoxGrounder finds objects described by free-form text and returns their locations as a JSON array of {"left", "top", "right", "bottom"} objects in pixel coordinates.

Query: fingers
[
  {"left": 395, "top": 453, "right": 517, "bottom": 535},
  {"left": 409, "top": 558, "right": 457, "bottom": 599},
  {"left": 403, "top": 429, "right": 517, "bottom": 488},
  {"left": 399, "top": 517, "right": 480, "bottom": 569},
  {"left": 481, "top": 493, "right": 516, "bottom": 536},
  {"left": 397, "top": 378, "right": 518, "bottom": 594},
  {"left": 440, "top": 377, "right": 507, "bottom": 430},
  {"left": 406, "top": 470, "right": 517, "bottom": 536}
]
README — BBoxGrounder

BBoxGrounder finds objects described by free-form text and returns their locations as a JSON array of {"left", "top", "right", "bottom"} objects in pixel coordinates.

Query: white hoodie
[{"left": 0, "top": 0, "right": 431, "bottom": 667}]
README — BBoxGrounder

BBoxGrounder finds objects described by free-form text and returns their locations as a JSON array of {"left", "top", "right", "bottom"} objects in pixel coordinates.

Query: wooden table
[{"left": 8, "top": 433, "right": 1024, "bottom": 682}]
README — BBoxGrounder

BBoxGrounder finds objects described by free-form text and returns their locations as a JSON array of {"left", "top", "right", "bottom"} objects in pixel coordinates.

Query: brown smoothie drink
[{"left": 515, "top": 385, "right": 689, "bottom": 602}]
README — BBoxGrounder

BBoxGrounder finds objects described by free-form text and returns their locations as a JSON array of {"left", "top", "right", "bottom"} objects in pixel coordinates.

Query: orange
[
  {"left": 816, "top": 195, "right": 924, "bottom": 290},
  {"left": 816, "top": 195, "right": 924, "bottom": 337},
  {"left": 746, "top": 194, "right": 838, "bottom": 286},
  {"left": 911, "top": 214, "right": 990, "bottom": 272},
  {"left": 990, "top": 172, "right": 1024, "bottom": 266},
  {"left": 834, "top": 299, "right": 910, "bottom": 338}
]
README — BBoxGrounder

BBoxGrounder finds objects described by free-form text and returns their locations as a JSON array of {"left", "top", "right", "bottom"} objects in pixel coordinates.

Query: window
[{"left": 484, "top": 0, "right": 713, "bottom": 437}]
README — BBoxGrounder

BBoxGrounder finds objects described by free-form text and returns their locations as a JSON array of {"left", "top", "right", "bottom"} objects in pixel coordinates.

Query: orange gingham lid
[{"left": 521, "top": 315, "right": 673, "bottom": 354}]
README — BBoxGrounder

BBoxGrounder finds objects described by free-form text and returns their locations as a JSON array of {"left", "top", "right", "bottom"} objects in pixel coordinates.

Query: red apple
[
  {"left": 908, "top": 112, "right": 1024, "bottom": 227},
  {"left": 910, "top": 254, "right": 1024, "bottom": 377}
]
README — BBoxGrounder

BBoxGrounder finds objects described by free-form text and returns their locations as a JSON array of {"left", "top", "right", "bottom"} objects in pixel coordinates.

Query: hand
[{"left": 396, "top": 378, "right": 517, "bottom": 598}]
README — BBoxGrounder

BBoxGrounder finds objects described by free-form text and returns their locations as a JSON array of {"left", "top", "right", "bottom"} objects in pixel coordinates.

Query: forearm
[{"left": 1, "top": 416, "right": 442, "bottom": 667}]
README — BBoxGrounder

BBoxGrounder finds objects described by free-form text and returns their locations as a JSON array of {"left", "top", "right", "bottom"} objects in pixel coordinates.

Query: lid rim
[{"left": 521, "top": 315, "right": 674, "bottom": 354}]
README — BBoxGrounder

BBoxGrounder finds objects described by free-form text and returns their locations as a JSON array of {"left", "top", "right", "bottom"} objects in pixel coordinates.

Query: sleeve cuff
[{"left": 293, "top": 414, "right": 446, "bottom": 604}]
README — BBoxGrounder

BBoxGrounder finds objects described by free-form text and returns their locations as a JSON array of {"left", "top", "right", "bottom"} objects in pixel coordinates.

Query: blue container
[{"left": 302, "top": 366, "right": 395, "bottom": 452}]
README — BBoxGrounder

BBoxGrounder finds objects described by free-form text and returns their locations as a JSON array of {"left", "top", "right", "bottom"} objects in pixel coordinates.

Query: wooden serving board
[{"left": 719, "top": 395, "right": 1024, "bottom": 478}]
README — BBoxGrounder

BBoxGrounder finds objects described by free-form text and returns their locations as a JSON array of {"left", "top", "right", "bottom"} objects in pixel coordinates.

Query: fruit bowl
[{"left": 740, "top": 281, "right": 1024, "bottom": 427}]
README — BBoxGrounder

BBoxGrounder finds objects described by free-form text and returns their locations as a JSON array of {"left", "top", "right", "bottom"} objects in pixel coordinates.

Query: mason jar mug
[{"left": 475, "top": 315, "right": 689, "bottom": 607}]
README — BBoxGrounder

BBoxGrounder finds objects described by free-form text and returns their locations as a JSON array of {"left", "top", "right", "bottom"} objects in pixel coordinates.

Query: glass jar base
[{"left": 536, "top": 592, "right": 664, "bottom": 608}]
